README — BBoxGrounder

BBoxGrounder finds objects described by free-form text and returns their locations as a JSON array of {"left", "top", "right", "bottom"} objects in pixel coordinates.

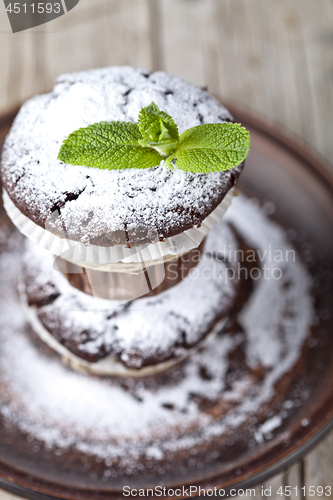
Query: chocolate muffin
[
  {"left": 21, "top": 220, "right": 241, "bottom": 376},
  {"left": 1, "top": 66, "right": 243, "bottom": 249},
  {"left": 3, "top": 66, "right": 247, "bottom": 374}
]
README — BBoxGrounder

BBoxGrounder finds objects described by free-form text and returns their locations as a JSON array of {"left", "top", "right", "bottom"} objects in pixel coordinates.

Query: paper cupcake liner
[
  {"left": 58, "top": 240, "right": 204, "bottom": 300},
  {"left": 3, "top": 188, "right": 234, "bottom": 268}
]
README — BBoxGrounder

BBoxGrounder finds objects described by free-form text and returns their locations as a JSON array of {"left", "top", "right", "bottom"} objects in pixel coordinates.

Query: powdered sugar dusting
[
  {"left": 224, "top": 196, "right": 313, "bottom": 370},
  {"left": 23, "top": 222, "right": 238, "bottom": 367},
  {"left": 1, "top": 67, "right": 239, "bottom": 246},
  {"left": 0, "top": 195, "right": 314, "bottom": 473}
]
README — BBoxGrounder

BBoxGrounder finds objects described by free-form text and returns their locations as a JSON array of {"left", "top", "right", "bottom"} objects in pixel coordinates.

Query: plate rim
[{"left": 0, "top": 104, "right": 333, "bottom": 500}]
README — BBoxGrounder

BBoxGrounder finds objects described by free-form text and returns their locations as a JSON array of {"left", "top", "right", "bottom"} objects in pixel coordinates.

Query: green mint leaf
[
  {"left": 138, "top": 102, "right": 179, "bottom": 155},
  {"left": 174, "top": 123, "right": 250, "bottom": 173},
  {"left": 58, "top": 121, "right": 162, "bottom": 170}
]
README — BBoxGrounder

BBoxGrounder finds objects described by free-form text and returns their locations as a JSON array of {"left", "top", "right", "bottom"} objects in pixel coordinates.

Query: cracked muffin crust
[{"left": 1, "top": 66, "right": 243, "bottom": 247}]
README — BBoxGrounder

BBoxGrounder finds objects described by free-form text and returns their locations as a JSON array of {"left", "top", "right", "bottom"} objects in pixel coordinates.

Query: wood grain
[
  {"left": 0, "top": 0, "right": 333, "bottom": 498},
  {"left": 0, "top": 492, "right": 21, "bottom": 500},
  {"left": 0, "top": 0, "right": 153, "bottom": 111},
  {"left": 304, "top": 430, "right": 333, "bottom": 496}
]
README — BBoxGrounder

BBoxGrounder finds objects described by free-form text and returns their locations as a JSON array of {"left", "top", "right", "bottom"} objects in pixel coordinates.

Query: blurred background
[
  {"left": 1, "top": 0, "right": 333, "bottom": 167},
  {"left": 0, "top": 0, "right": 333, "bottom": 498}
]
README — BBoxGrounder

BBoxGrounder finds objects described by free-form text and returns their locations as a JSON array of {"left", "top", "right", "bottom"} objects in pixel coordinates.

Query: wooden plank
[
  {"left": 262, "top": 472, "right": 284, "bottom": 499},
  {"left": 0, "top": 491, "right": 21, "bottom": 500},
  {"left": 147, "top": 0, "right": 163, "bottom": 71},
  {"left": 158, "top": 0, "right": 219, "bottom": 89},
  {"left": 0, "top": 10, "right": 13, "bottom": 113},
  {"left": 156, "top": 0, "right": 333, "bottom": 165},
  {"left": 2, "top": 0, "right": 332, "bottom": 162},
  {"left": 45, "top": 0, "right": 152, "bottom": 88},
  {"left": 0, "top": 30, "right": 36, "bottom": 113},
  {"left": 285, "top": 462, "right": 302, "bottom": 500},
  {"left": 213, "top": 0, "right": 333, "bottom": 165},
  {"left": 303, "top": 428, "right": 333, "bottom": 496},
  {"left": 0, "top": 0, "right": 153, "bottom": 113},
  {"left": 258, "top": 464, "right": 302, "bottom": 499}
]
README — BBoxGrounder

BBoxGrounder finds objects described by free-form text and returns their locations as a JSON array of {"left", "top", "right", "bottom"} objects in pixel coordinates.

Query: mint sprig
[
  {"left": 58, "top": 102, "right": 250, "bottom": 173},
  {"left": 138, "top": 102, "right": 179, "bottom": 156}
]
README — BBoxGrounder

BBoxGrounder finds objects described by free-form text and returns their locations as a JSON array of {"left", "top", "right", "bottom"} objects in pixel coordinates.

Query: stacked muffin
[{"left": 1, "top": 66, "right": 245, "bottom": 376}]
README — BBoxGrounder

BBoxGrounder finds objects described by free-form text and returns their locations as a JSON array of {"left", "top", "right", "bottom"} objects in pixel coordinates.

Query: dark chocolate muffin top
[{"left": 1, "top": 66, "right": 242, "bottom": 247}]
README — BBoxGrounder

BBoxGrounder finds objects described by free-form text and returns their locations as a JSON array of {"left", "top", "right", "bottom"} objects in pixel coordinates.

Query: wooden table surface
[{"left": 0, "top": 1, "right": 333, "bottom": 498}]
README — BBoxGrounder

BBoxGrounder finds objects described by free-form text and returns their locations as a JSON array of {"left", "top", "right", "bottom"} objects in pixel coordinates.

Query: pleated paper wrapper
[{"left": 3, "top": 188, "right": 235, "bottom": 271}]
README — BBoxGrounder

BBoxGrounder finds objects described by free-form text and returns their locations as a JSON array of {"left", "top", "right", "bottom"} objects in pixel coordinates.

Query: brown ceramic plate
[{"left": 0, "top": 105, "right": 333, "bottom": 500}]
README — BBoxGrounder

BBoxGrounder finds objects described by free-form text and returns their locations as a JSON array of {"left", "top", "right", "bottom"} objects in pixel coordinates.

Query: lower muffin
[{"left": 21, "top": 220, "right": 241, "bottom": 376}]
